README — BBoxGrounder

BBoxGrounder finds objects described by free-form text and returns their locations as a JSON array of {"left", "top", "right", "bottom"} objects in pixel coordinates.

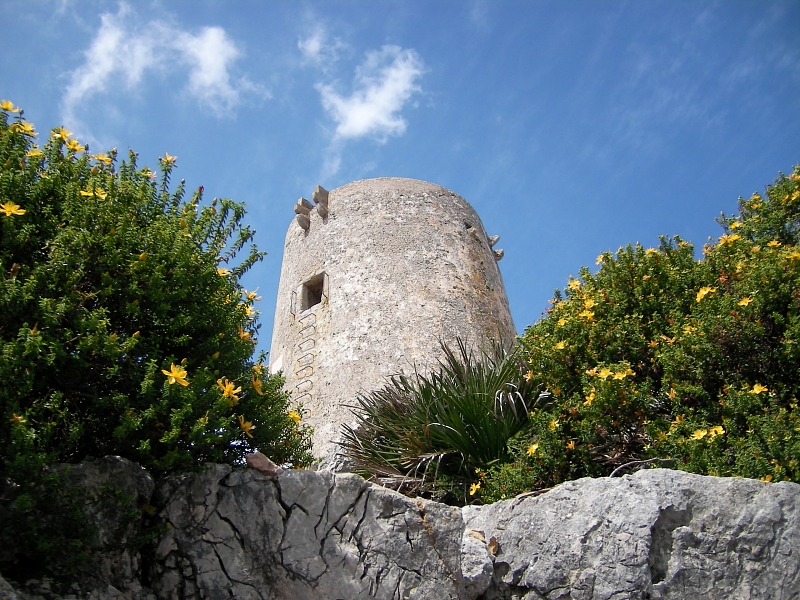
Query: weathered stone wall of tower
[{"left": 269, "top": 178, "right": 515, "bottom": 463}]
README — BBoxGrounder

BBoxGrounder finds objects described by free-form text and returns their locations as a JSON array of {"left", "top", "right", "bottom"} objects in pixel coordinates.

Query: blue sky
[{"left": 2, "top": 1, "right": 799, "bottom": 354}]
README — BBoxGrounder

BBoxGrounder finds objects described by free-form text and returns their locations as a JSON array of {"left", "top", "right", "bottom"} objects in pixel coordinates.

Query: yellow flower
[
  {"left": 737, "top": 297, "right": 753, "bottom": 306},
  {"left": 566, "top": 440, "right": 576, "bottom": 450},
  {"left": 578, "top": 310, "right": 595, "bottom": 321},
  {"left": 524, "top": 370, "right": 534, "bottom": 382},
  {"left": 0, "top": 202, "right": 26, "bottom": 217},
  {"left": 238, "top": 415, "right": 256, "bottom": 438},
  {"left": 696, "top": 286, "right": 716, "bottom": 302},
  {"left": 583, "top": 298, "right": 596, "bottom": 309},
  {"left": 160, "top": 152, "right": 177, "bottom": 165},
  {"left": 767, "top": 240, "right": 781, "bottom": 248},
  {"left": 671, "top": 414, "right": 684, "bottom": 425},
  {"left": 79, "top": 188, "right": 107, "bottom": 200},
  {"left": 708, "top": 425, "right": 725, "bottom": 437},
  {"left": 12, "top": 121, "right": 36, "bottom": 136},
  {"left": 749, "top": 383, "right": 768, "bottom": 395},
  {"left": 288, "top": 410, "right": 302, "bottom": 424},
  {"left": 668, "top": 387, "right": 677, "bottom": 399},
  {"left": 65, "top": 139, "right": 85, "bottom": 152},
  {"left": 51, "top": 127, "right": 72, "bottom": 140},
  {"left": 526, "top": 442, "right": 539, "bottom": 456},
  {"left": 1, "top": 100, "right": 20, "bottom": 112},
  {"left": 252, "top": 364, "right": 264, "bottom": 375},
  {"left": 567, "top": 279, "right": 581, "bottom": 291},
  {"left": 557, "top": 318, "right": 568, "bottom": 327},
  {"left": 612, "top": 368, "right": 633, "bottom": 380},
  {"left": 217, "top": 267, "right": 230, "bottom": 276},
  {"left": 9, "top": 413, "right": 26, "bottom": 424},
  {"left": 251, "top": 376, "right": 264, "bottom": 396},
  {"left": 597, "top": 367, "right": 613, "bottom": 380},
  {"left": 25, "top": 148, "right": 43, "bottom": 158},
  {"left": 596, "top": 254, "right": 606, "bottom": 265},
  {"left": 469, "top": 482, "right": 481, "bottom": 495},
  {"left": 787, "top": 251, "right": 800, "bottom": 261},
  {"left": 217, "top": 377, "right": 242, "bottom": 403},
  {"left": 691, "top": 429, "right": 708, "bottom": 441},
  {"left": 683, "top": 324, "right": 696, "bottom": 334},
  {"left": 751, "top": 245, "right": 761, "bottom": 253},
  {"left": 554, "top": 341, "right": 566, "bottom": 350},
  {"left": 583, "top": 390, "right": 595, "bottom": 406},
  {"left": 92, "top": 153, "right": 112, "bottom": 165},
  {"left": 161, "top": 363, "right": 189, "bottom": 386},
  {"left": 761, "top": 474, "right": 773, "bottom": 483},
  {"left": 548, "top": 419, "right": 559, "bottom": 431},
  {"left": 245, "top": 289, "right": 262, "bottom": 301},
  {"left": 645, "top": 248, "right": 658, "bottom": 256},
  {"left": 718, "top": 234, "right": 740, "bottom": 246},
  {"left": 238, "top": 326, "right": 251, "bottom": 341}
]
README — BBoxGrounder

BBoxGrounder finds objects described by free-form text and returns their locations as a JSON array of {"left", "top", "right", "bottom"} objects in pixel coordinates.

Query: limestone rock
[
  {"left": 0, "top": 572, "right": 19, "bottom": 600},
  {"left": 464, "top": 468, "right": 800, "bottom": 599},
  {"left": 149, "top": 467, "right": 466, "bottom": 600},
  {"left": 5, "top": 460, "right": 797, "bottom": 599},
  {"left": 148, "top": 466, "right": 800, "bottom": 600}
]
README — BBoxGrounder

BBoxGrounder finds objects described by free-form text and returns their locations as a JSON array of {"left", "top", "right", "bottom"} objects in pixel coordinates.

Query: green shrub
[
  {"left": 478, "top": 167, "right": 800, "bottom": 502},
  {"left": 0, "top": 103, "right": 312, "bottom": 578},
  {"left": 341, "top": 341, "right": 540, "bottom": 503}
]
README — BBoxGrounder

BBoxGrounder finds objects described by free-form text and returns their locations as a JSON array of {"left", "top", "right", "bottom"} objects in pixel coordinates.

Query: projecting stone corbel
[
  {"left": 296, "top": 214, "right": 310, "bottom": 230},
  {"left": 313, "top": 185, "right": 329, "bottom": 218},
  {"left": 493, "top": 249, "right": 504, "bottom": 261},
  {"left": 294, "top": 197, "right": 314, "bottom": 216}
]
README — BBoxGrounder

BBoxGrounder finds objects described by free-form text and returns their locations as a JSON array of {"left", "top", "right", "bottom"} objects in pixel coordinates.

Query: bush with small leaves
[
  {"left": 477, "top": 167, "right": 800, "bottom": 502},
  {"left": 0, "top": 103, "right": 312, "bottom": 579}
]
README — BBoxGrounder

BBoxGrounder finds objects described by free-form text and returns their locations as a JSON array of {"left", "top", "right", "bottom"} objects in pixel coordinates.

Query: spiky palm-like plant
[{"left": 340, "top": 340, "right": 543, "bottom": 502}]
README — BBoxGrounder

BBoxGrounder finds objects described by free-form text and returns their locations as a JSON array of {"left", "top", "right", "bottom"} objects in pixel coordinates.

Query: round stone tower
[{"left": 269, "top": 177, "right": 515, "bottom": 464}]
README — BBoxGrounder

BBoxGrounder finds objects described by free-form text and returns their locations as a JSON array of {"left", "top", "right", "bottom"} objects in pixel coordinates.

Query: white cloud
[
  {"left": 299, "top": 28, "right": 325, "bottom": 62},
  {"left": 176, "top": 26, "right": 245, "bottom": 110},
  {"left": 317, "top": 45, "right": 424, "bottom": 142},
  {"left": 298, "top": 25, "right": 347, "bottom": 71},
  {"left": 62, "top": 4, "right": 262, "bottom": 133}
]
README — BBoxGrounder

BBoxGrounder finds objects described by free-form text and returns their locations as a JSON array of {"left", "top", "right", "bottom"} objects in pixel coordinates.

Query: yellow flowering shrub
[
  {"left": 480, "top": 167, "right": 800, "bottom": 502},
  {"left": 0, "top": 106, "right": 312, "bottom": 578}
]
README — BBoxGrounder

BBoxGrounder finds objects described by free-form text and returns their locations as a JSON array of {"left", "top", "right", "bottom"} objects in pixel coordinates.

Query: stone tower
[{"left": 269, "top": 177, "right": 515, "bottom": 464}]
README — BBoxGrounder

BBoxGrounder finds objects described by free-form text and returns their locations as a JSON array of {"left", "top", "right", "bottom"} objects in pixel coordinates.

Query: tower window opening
[{"left": 300, "top": 273, "right": 326, "bottom": 311}]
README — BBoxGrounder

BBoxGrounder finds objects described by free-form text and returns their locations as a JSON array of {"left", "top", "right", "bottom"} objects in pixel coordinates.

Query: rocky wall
[{"left": 3, "top": 459, "right": 798, "bottom": 599}]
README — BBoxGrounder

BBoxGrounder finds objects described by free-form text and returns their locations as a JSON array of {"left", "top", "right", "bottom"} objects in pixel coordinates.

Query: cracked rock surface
[
  {"left": 464, "top": 469, "right": 800, "bottom": 600},
  {"left": 150, "top": 466, "right": 799, "bottom": 600},
  {"left": 4, "top": 460, "right": 798, "bottom": 599},
  {"left": 150, "top": 465, "right": 466, "bottom": 599}
]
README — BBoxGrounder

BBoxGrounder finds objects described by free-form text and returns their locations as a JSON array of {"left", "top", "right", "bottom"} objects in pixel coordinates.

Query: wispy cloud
[
  {"left": 313, "top": 45, "right": 424, "bottom": 176},
  {"left": 317, "top": 46, "right": 424, "bottom": 142},
  {"left": 62, "top": 4, "right": 264, "bottom": 138},
  {"left": 298, "top": 25, "right": 346, "bottom": 68}
]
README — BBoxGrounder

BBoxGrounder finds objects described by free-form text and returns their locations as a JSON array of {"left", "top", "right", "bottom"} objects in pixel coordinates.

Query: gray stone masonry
[{"left": 269, "top": 178, "right": 516, "bottom": 464}]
